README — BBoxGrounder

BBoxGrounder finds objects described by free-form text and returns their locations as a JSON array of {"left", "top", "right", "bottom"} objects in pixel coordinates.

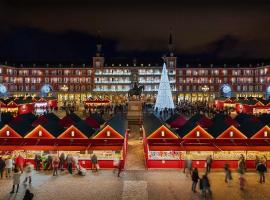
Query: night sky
[{"left": 0, "top": 0, "right": 270, "bottom": 63}]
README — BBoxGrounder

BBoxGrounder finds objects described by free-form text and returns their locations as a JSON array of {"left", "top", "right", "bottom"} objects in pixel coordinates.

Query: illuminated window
[
  {"left": 71, "top": 131, "right": 75, "bottom": 137},
  {"left": 264, "top": 131, "right": 268, "bottom": 137},
  {"left": 6, "top": 130, "right": 10, "bottom": 136},
  {"left": 106, "top": 131, "right": 111, "bottom": 137},
  {"left": 161, "top": 131, "right": 165, "bottom": 137},
  {"left": 196, "top": 131, "right": 200, "bottom": 137},
  {"left": 229, "top": 131, "right": 234, "bottom": 137},
  {"left": 38, "top": 130, "right": 42, "bottom": 137}
]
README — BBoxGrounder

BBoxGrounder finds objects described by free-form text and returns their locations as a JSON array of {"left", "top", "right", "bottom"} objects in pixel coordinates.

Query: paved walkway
[{"left": 1, "top": 170, "right": 270, "bottom": 200}]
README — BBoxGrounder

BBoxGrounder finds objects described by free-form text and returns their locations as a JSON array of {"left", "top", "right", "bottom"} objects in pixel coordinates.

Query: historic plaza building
[{"left": 0, "top": 35, "right": 270, "bottom": 103}]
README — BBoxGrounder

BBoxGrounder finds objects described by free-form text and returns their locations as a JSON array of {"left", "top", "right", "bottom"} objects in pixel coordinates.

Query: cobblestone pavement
[{"left": 1, "top": 170, "right": 270, "bottom": 200}]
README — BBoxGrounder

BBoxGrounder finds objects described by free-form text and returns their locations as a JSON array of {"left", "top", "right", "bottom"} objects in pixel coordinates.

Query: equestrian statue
[{"left": 128, "top": 82, "right": 144, "bottom": 100}]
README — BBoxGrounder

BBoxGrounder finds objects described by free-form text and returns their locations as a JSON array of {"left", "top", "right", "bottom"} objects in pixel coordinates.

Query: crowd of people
[{"left": 182, "top": 153, "right": 269, "bottom": 198}]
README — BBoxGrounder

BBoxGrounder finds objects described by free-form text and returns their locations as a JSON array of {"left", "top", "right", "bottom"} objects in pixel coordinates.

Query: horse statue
[{"left": 128, "top": 82, "right": 144, "bottom": 99}]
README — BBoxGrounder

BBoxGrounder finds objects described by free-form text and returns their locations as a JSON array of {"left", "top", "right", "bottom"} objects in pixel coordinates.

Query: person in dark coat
[
  {"left": 200, "top": 174, "right": 212, "bottom": 198},
  {"left": 191, "top": 168, "right": 200, "bottom": 193},
  {"left": 23, "top": 189, "right": 34, "bottom": 200},
  {"left": 256, "top": 161, "right": 267, "bottom": 183},
  {"left": 0, "top": 157, "right": 6, "bottom": 178}
]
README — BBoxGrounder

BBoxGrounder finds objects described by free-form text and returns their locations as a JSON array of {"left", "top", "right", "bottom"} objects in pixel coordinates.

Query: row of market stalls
[
  {"left": 214, "top": 97, "right": 270, "bottom": 114},
  {"left": 0, "top": 96, "right": 58, "bottom": 115},
  {"left": 143, "top": 113, "right": 270, "bottom": 169},
  {"left": 84, "top": 97, "right": 111, "bottom": 107},
  {"left": 0, "top": 113, "right": 128, "bottom": 169}
]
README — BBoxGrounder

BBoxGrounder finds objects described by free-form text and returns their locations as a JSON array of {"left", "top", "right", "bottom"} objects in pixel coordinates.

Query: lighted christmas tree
[{"left": 154, "top": 63, "right": 175, "bottom": 110}]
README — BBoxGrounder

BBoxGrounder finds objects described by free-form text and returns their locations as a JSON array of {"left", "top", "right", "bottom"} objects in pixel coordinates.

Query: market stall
[
  {"left": 84, "top": 97, "right": 111, "bottom": 107},
  {"left": 0, "top": 115, "right": 128, "bottom": 169}
]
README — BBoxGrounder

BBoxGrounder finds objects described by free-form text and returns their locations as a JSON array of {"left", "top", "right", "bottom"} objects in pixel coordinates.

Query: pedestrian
[
  {"left": 34, "top": 154, "right": 41, "bottom": 171},
  {"left": 239, "top": 173, "right": 246, "bottom": 190},
  {"left": 0, "top": 157, "right": 5, "bottom": 178},
  {"left": 191, "top": 168, "right": 200, "bottom": 193},
  {"left": 200, "top": 174, "right": 212, "bottom": 198},
  {"left": 186, "top": 158, "right": 192, "bottom": 177},
  {"left": 52, "top": 156, "right": 60, "bottom": 176},
  {"left": 15, "top": 154, "right": 25, "bottom": 173},
  {"left": 91, "top": 154, "right": 98, "bottom": 172},
  {"left": 255, "top": 155, "right": 260, "bottom": 169},
  {"left": 206, "top": 155, "right": 213, "bottom": 173},
  {"left": 59, "top": 153, "right": 65, "bottom": 171},
  {"left": 117, "top": 160, "right": 124, "bottom": 177},
  {"left": 5, "top": 156, "right": 13, "bottom": 178},
  {"left": 23, "top": 162, "right": 33, "bottom": 184},
  {"left": 23, "top": 189, "right": 34, "bottom": 200},
  {"left": 224, "top": 163, "right": 232, "bottom": 185},
  {"left": 238, "top": 156, "right": 246, "bottom": 174},
  {"left": 113, "top": 157, "right": 120, "bottom": 174},
  {"left": 66, "top": 154, "right": 73, "bottom": 174},
  {"left": 256, "top": 161, "right": 267, "bottom": 183},
  {"left": 10, "top": 168, "right": 21, "bottom": 194}
]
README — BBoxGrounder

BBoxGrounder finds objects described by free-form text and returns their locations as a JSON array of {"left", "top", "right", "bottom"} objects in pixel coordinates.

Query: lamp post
[{"left": 201, "top": 85, "right": 210, "bottom": 101}]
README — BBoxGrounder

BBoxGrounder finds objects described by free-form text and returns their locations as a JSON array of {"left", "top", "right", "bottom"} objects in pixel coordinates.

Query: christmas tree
[{"left": 154, "top": 63, "right": 175, "bottom": 110}]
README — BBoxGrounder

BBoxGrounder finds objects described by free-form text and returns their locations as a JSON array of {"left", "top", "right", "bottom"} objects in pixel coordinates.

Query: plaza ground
[{"left": 1, "top": 170, "right": 270, "bottom": 200}]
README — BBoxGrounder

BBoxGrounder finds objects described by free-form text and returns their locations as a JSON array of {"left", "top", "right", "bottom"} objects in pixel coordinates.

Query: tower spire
[
  {"left": 168, "top": 29, "right": 174, "bottom": 57},
  {"left": 96, "top": 30, "right": 102, "bottom": 56}
]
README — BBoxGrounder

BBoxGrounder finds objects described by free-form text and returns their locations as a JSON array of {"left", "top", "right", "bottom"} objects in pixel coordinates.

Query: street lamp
[
  {"left": 201, "top": 85, "right": 210, "bottom": 101},
  {"left": 60, "top": 85, "right": 69, "bottom": 92}
]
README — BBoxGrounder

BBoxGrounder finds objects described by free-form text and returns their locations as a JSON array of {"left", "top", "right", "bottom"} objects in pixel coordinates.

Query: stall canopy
[
  {"left": 216, "top": 125, "right": 246, "bottom": 139},
  {"left": 212, "top": 113, "right": 239, "bottom": 127},
  {"left": 58, "top": 121, "right": 95, "bottom": 139},
  {"left": 143, "top": 114, "right": 178, "bottom": 139},
  {"left": 186, "top": 113, "right": 213, "bottom": 128},
  {"left": 165, "top": 113, "right": 180, "bottom": 124},
  {"left": 177, "top": 123, "right": 213, "bottom": 139},
  {"left": 89, "top": 113, "right": 105, "bottom": 125},
  {"left": 24, "top": 124, "right": 56, "bottom": 139},
  {"left": 0, "top": 112, "right": 14, "bottom": 124},
  {"left": 208, "top": 120, "right": 231, "bottom": 138},
  {"left": 84, "top": 116, "right": 100, "bottom": 129},
  {"left": 92, "top": 115, "right": 127, "bottom": 139},
  {"left": 32, "top": 113, "right": 60, "bottom": 127},
  {"left": 239, "top": 120, "right": 265, "bottom": 138},
  {"left": 17, "top": 113, "right": 38, "bottom": 124},
  {"left": 9, "top": 120, "right": 34, "bottom": 138},
  {"left": 258, "top": 114, "right": 270, "bottom": 125},
  {"left": 59, "top": 113, "right": 82, "bottom": 128},
  {"left": 170, "top": 115, "right": 187, "bottom": 128},
  {"left": 251, "top": 125, "right": 270, "bottom": 139}
]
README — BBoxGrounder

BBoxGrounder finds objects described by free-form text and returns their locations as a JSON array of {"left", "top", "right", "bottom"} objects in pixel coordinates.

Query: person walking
[
  {"left": 117, "top": 160, "right": 124, "bottom": 177},
  {"left": 34, "top": 154, "right": 41, "bottom": 171},
  {"left": 238, "top": 156, "right": 246, "bottom": 174},
  {"left": 224, "top": 163, "right": 232, "bottom": 185},
  {"left": 91, "top": 154, "right": 98, "bottom": 172},
  {"left": 52, "top": 156, "right": 60, "bottom": 176},
  {"left": 66, "top": 154, "right": 73, "bottom": 174},
  {"left": 239, "top": 173, "right": 246, "bottom": 190},
  {"left": 5, "top": 156, "right": 13, "bottom": 178},
  {"left": 23, "top": 189, "right": 34, "bottom": 200},
  {"left": 256, "top": 161, "right": 267, "bottom": 183},
  {"left": 23, "top": 162, "right": 33, "bottom": 185},
  {"left": 59, "top": 153, "right": 65, "bottom": 171},
  {"left": 15, "top": 154, "right": 25, "bottom": 173},
  {"left": 0, "top": 157, "right": 5, "bottom": 178},
  {"left": 200, "top": 174, "right": 212, "bottom": 198},
  {"left": 191, "top": 168, "right": 200, "bottom": 193},
  {"left": 206, "top": 155, "right": 213, "bottom": 173},
  {"left": 10, "top": 168, "right": 21, "bottom": 194}
]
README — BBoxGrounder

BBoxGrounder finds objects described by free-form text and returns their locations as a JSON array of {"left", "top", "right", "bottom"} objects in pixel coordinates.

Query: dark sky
[{"left": 0, "top": 0, "right": 270, "bottom": 62}]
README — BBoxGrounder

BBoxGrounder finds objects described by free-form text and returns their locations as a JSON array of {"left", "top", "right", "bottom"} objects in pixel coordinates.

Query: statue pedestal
[{"left": 127, "top": 100, "right": 142, "bottom": 125}]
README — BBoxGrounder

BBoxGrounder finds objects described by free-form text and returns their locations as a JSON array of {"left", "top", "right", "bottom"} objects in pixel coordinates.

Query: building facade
[{"left": 0, "top": 36, "right": 270, "bottom": 104}]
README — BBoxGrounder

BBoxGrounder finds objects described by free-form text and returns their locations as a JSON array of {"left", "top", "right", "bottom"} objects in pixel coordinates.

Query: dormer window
[
  {"left": 106, "top": 131, "right": 111, "bottom": 137},
  {"left": 196, "top": 131, "right": 200, "bottom": 137},
  {"left": 161, "top": 131, "right": 165, "bottom": 137},
  {"left": 264, "top": 131, "right": 268, "bottom": 137},
  {"left": 71, "top": 131, "right": 75, "bottom": 137},
  {"left": 6, "top": 130, "right": 10, "bottom": 136},
  {"left": 38, "top": 130, "right": 42, "bottom": 137},
  {"left": 229, "top": 131, "right": 234, "bottom": 137}
]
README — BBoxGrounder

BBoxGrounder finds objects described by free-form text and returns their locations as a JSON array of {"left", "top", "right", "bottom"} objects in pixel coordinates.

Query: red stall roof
[{"left": 216, "top": 125, "right": 247, "bottom": 139}]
